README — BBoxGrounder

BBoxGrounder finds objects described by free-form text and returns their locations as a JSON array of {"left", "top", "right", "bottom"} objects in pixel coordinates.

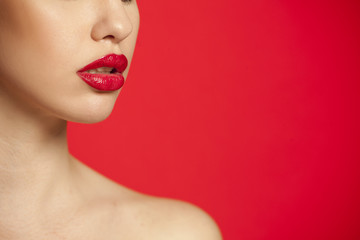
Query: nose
[{"left": 91, "top": 1, "right": 133, "bottom": 44}]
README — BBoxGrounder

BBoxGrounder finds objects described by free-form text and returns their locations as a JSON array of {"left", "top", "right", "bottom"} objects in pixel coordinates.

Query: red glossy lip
[{"left": 77, "top": 54, "right": 128, "bottom": 91}]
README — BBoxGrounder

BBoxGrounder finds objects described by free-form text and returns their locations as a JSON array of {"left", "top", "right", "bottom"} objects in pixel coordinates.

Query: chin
[
  {"left": 51, "top": 95, "right": 118, "bottom": 124},
  {"left": 70, "top": 105, "right": 115, "bottom": 124},
  {"left": 69, "top": 111, "right": 113, "bottom": 124},
  {"left": 64, "top": 111, "right": 113, "bottom": 124}
]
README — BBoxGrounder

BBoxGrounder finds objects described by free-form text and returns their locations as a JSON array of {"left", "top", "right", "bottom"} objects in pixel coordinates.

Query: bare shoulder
[
  {"left": 72, "top": 158, "right": 222, "bottom": 239},
  {"left": 139, "top": 196, "right": 223, "bottom": 240}
]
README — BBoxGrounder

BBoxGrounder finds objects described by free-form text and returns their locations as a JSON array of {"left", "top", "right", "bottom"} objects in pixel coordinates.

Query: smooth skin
[{"left": 0, "top": 0, "right": 222, "bottom": 239}]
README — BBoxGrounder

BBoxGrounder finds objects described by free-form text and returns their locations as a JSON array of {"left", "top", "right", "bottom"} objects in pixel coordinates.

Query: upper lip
[{"left": 77, "top": 53, "right": 128, "bottom": 73}]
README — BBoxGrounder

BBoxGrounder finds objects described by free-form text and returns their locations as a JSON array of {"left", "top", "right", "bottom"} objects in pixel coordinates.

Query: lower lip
[{"left": 77, "top": 72, "right": 124, "bottom": 91}]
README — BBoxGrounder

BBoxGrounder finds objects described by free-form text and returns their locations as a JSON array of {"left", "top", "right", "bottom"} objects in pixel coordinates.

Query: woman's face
[{"left": 0, "top": 0, "right": 139, "bottom": 123}]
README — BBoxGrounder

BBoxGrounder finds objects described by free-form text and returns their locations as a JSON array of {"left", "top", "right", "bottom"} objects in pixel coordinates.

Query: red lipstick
[{"left": 77, "top": 54, "right": 128, "bottom": 91}]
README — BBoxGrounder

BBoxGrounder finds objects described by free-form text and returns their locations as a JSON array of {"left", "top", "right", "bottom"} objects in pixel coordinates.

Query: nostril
[{"left": 104, "top": 35, "right": 115, "bottom": 40}]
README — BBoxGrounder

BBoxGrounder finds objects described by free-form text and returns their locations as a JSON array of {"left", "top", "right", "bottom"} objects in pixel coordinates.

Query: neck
[
  {"left": 0, "top": 116, "right": 70, "bottom": 186},
  {"left": 0, "top": 88, "right": 80, "bottom": 235}
]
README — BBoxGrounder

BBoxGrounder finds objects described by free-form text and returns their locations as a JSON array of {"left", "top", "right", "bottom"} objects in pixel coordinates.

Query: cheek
[
  {"left": 0, "top": 7, "right": 81, "bottom": 117},
  {"left": 0, "top": 3, "right": 84, "bottom": 90},
  {"left": 24, "top": 11, "right": 83, "bottom": 71}
]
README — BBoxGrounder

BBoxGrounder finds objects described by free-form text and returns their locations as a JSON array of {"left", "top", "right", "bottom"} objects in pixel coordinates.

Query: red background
[{"left": 68, "top": 1, "right": 360, "bottom": 239}]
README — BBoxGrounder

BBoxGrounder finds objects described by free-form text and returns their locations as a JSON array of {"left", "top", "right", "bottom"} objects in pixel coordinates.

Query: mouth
[
  {"left": 78, "top": 54, "right": 128, "bottom": 74},
  {"left": 84, "top": 67, "right": 118, "bottom": 74},
  {"left": 77, "top": 54, "right": 128, "bottom": 91}
]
